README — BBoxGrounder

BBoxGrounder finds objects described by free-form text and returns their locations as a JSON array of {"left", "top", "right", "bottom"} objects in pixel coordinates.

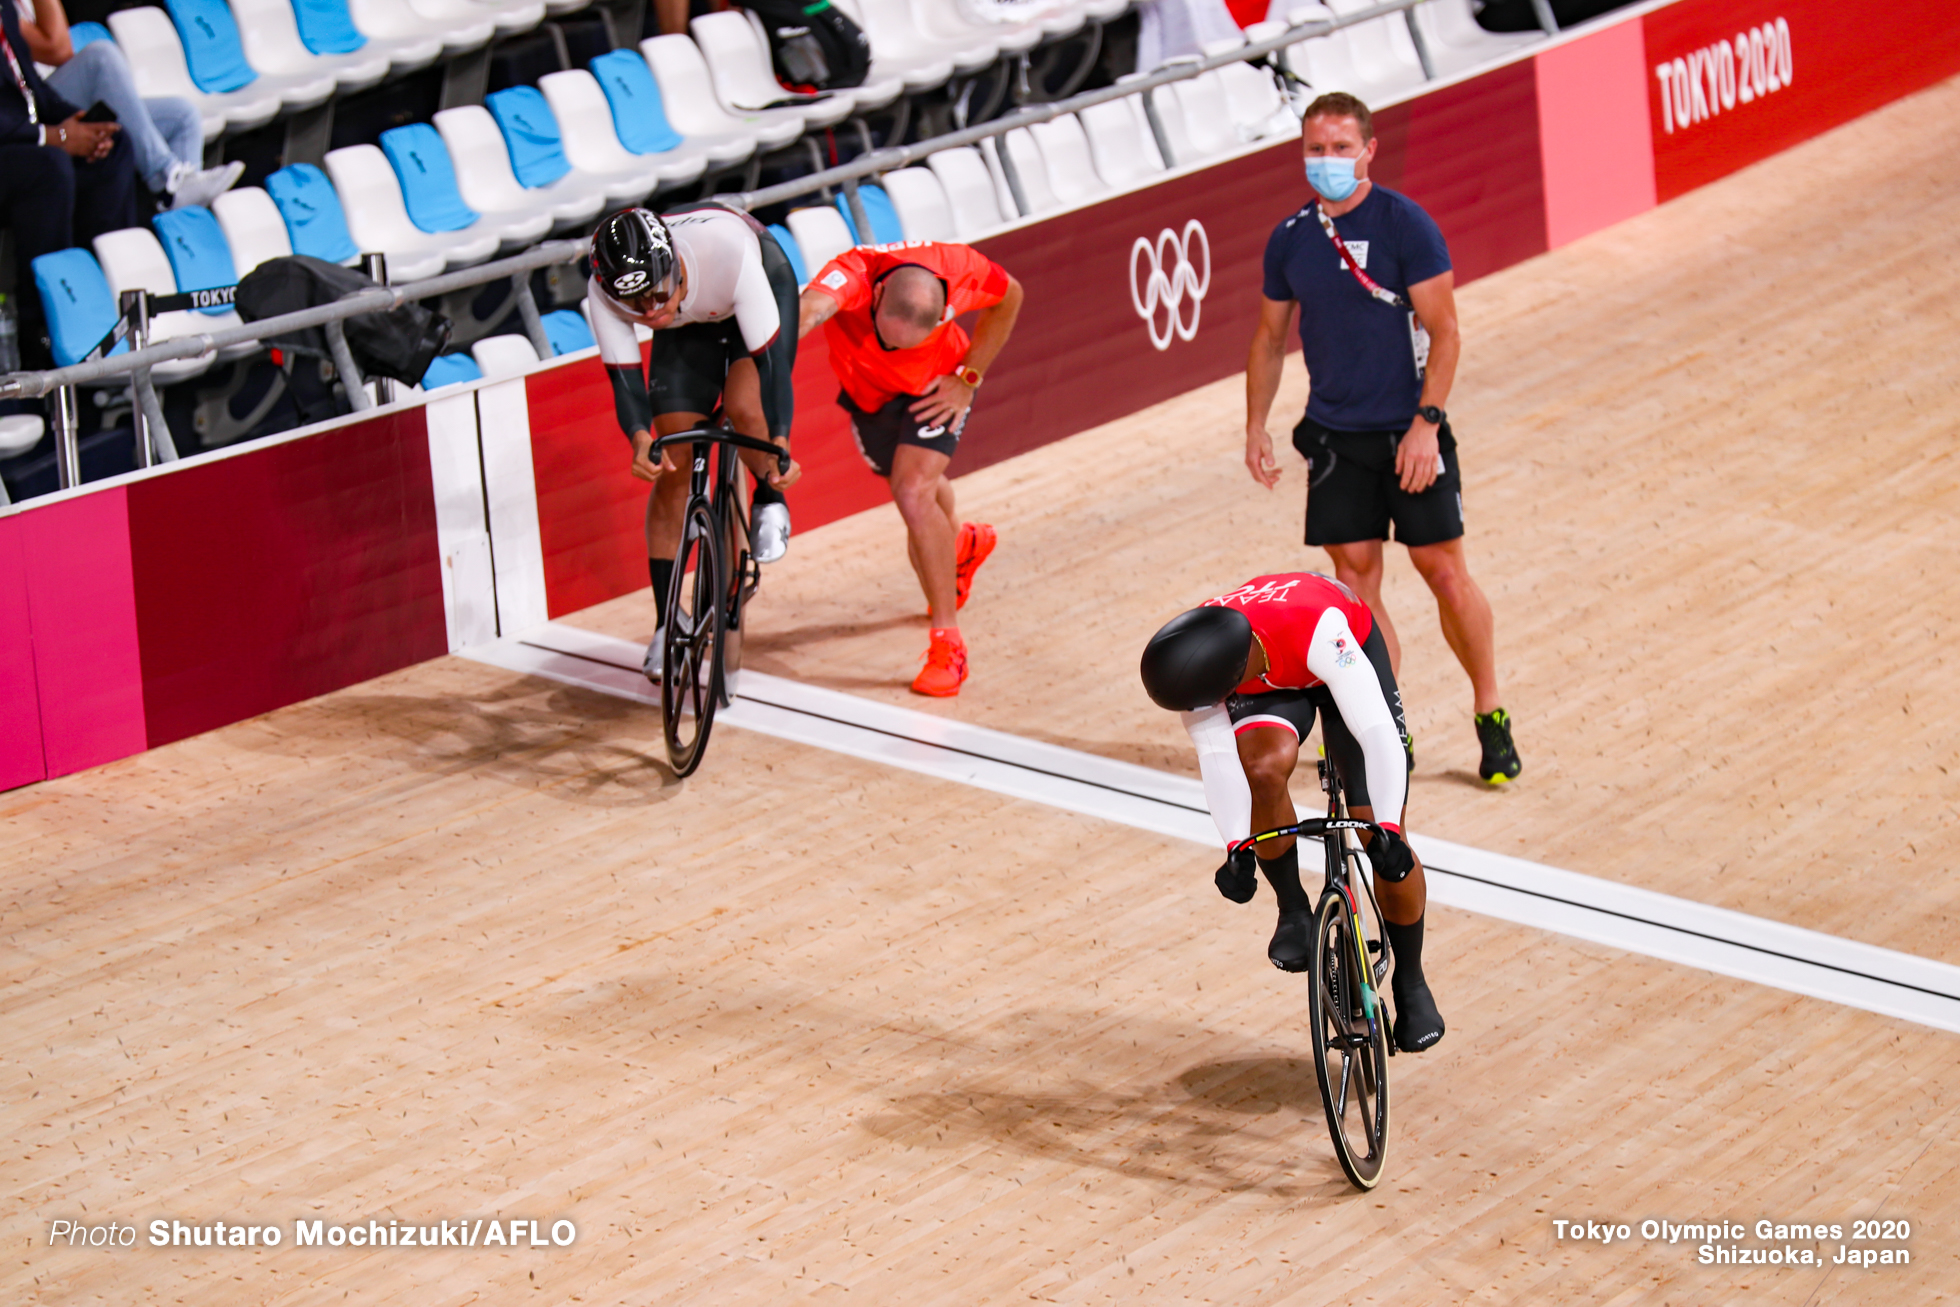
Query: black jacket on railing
[{"left": 0, "top": 4, "right": 80, "bottom": 146}]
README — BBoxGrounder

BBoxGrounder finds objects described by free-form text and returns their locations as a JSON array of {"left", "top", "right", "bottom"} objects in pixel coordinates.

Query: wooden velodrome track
[{"left": 8, "top": 77, "right": 1960, "bottom": 1306}]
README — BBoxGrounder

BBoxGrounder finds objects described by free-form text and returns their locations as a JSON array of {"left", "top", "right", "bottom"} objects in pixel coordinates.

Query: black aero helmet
[
  {"left": 593, "top": 208, "right": 678, "bottom": 310},
  {"left": 1140, "top": 606, "right": 1254, "bottom": 710}
]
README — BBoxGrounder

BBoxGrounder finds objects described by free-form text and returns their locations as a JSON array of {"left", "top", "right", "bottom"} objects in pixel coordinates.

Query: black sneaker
[
  {"left": 1268, "top": 909, "right": 1313, "bottom": 972},
  {"left": 1475, "top": 709, "right": 1521, "bottom": 784},
  {"left": 1392, "top": 978, "right": 1445, "bottom": 1052}
]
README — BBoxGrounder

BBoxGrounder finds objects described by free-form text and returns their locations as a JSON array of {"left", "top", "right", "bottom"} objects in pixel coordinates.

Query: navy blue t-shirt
[{"left": 1261, "top": 185, "right": 1451, "bottom": 432}]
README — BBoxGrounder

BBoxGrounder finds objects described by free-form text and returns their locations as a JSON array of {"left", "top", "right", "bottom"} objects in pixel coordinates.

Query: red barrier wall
[{"left": 1642, "top": 0, "right": 1960, "bottom": 201}]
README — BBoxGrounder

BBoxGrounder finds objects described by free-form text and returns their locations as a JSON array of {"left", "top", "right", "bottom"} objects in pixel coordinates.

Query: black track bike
[
  {"left": 1227, "top": 759, "right": 1396, "bottom": 1190},
  {"left": 649, "top": 422, "right": 790, "bottom": 777}
]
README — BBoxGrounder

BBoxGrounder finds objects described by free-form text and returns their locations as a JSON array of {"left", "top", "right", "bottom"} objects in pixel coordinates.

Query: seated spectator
[
  {"left": 16, "top": 0, "right": 241, "bottom": 207},
  {"left": 1, "top": 0, "right": 137, "bottom": 368}
]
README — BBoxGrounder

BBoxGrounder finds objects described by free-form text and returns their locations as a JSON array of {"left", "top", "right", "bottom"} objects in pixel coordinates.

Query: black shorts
[
  {"left": 648, "top": 228, "right": 800, "bottom": 438},
  {"left": 1225, "top": 623, "right": 1408, "bottom": 808},
  {"left": 1294, "top": 415, "right": 1464, "bottom": 548},
  {"left": 841, "top": 390, "right": 970, "bottom": 478}
]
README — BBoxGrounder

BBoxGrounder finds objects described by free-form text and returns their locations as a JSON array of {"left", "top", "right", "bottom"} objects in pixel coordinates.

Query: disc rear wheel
[
  {"left": 661, "top": 502, "right": 725, "bottom": 777},
  {"left": 1307, "top": 891, "right": 1390, "bottom": 1189}
]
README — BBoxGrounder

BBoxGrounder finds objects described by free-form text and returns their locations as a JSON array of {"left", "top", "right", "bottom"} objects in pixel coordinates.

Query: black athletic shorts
[
  {"left": 648, "top": 228, "right": 800, "bottom": 438},
  {"left": 840, "top": 389, "right": 970, "bottom": 478},
  {"left": 1225, "top": 623, "right": 1408, "bottom": 808},
  {"left": 1294, "top": 415, "right": 1464, "bottom": 548}
]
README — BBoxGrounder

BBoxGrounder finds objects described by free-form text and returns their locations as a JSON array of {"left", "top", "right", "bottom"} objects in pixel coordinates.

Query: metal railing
[{"left": 0, "top": 0, "right": 1559, "bottom": 488}]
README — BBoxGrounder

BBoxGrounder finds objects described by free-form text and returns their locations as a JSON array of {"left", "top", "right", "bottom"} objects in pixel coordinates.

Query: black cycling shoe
[
  {"left": 1268, "top": 909, "right": 1313, "bottom": 972},
  {"left": 1475, "top": 709, "right": 1521, "bottom": 785},
  {"left": 1392, "top": 978, "right": 1445, "bottom": 1052}
]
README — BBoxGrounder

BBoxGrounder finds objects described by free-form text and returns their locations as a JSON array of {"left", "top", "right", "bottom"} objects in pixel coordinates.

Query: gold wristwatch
[{"left": 954, "top": 365, "right": 983, "bottom": 388}]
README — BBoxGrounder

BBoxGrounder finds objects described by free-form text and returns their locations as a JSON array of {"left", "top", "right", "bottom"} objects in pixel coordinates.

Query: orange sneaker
[
  {"left": 911, "top": 628, "right": 968, "bottom": 697},
  {"left": 954, "top": 522, "right": 997, "bottom": 610}
]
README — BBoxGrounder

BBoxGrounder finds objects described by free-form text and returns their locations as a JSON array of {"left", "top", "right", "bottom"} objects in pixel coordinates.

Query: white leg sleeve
[
  {"left": 1181, "top": 704, "right": 1252, "bottom": 849},
  {"left": 1305, "top": 608, "right": 1407, "bottom": 830}
]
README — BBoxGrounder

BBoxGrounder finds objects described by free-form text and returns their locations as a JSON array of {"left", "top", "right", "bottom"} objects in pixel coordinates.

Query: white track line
[{"left": 462, "top": 624, "right": 1960, "bottom": 1035}]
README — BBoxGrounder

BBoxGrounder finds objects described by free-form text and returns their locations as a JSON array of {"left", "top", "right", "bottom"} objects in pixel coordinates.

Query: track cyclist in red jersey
[{"left": 1141, "top": 572, "right": 1445, "bottom": 1053}]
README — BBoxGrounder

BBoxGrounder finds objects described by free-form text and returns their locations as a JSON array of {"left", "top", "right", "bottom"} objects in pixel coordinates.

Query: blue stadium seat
[
  {"left": 151, "top": 208, "right": 240, "bottom": 317},
  {"left": 835, "top": 184, "right": 905, "bottom": 245},
  {"left": 588, "top": 50, "right": 683, "bottom": 156},
  {"left": 486, "top": 86, "right": 571, "bottom": 189},
  {"left": 31, "top": 249, "right": 126, "bottom": 368},
  {"left": 290, "top": 0, "right": 367, "bottom": 56},
  {"left": 767, "top": 223, "right": 808, "bottom": 285},
  {"left": 422, "top": 353, "right": 484, "bottom": 389},
  {"left": 380, "top": 124, "right": 480, "bottom": 234},
  {"left": 540, "top": 308, "right": 595, "bottom": 357},
  {"left": 67, "top": 21, "right": 112, "bottom": 52},
  {"left": 266, "top": 163, "right": 360, "bottom": 263},
  {"left": 165, "top": 0, "right": 259, "bottom": 94}
]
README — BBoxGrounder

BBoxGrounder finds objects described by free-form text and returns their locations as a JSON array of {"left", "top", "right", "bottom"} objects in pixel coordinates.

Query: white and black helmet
[{"left": 594, "top": 208, "right": 678, "bottom": 309}]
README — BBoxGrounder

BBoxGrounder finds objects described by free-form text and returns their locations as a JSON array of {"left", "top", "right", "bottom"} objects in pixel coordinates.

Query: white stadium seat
[
  {"left": 911, "top": 0, "right": 1042, "bottom": 58},
  {"left": 1167, "top": 70, "right": 1244, "bottom": 160},
  {"left": 348, "top": 0, "right": 493, "bottom": 60},
  {"left": 639, "top": 36, "right": 805, "bottom": 151},
  {"left": 837, "top": 0, "right": 990, "bottom": 88},
  {"left": 108, "top": 7, "right": 281, "bottom": 137},
  {"left": 89, "top": 228, "right": 229, "bottom": 375},
  {"left": 229, "top": 0, "right": 390, "bottom": 96},
  {"left": 879, "top": 167, "right": 957, "bottom": 241},
  {"left": 925, "top": 147, "right": 1007, "bottom": 236},
  {"left": 433, "top": 106, "right": 605, "bottom": 235},
  {"left": 323, "top": 145, "right": 499, "bottom": 273},
  {"left": 1078, "top": 96, "right": 1167, "bottom": 187},
  {"left": 1410, "top": 0, "right": 1542, "bottom": 74},
  {"left": 536, "top": 70, "right": 702, "bottom": 201},
  {"left": 689, "top": 12, "right": 855, "bottom": 129},
  {"left": 784, "top": 206, "right": 855, "bottom": 274},
  {"left": 210, "top": 187, "right": 293, "bottom": 276},
  {"left": 471, "top": 334, "right": 543, "bottom": 379},
  {"left": 415, "top": 0, "right": 543, "bottom": 40},
  {"left": 985, "top": 129, "right": 1059, "bottom": 216},
  {"left": 1285, "top": 0, "right": 1426, "bottom": 101},
  {"left": 1028, "top": 115, "right": 1109, "bottom": 207}
]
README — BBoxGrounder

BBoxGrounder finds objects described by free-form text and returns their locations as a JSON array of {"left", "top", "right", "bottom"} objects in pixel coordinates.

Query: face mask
[{"left": 1305, "top": 156, "right": 1360, "bottom": 202}]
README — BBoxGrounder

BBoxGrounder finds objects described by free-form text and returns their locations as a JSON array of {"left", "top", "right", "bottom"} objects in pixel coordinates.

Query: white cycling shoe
[{"left": 751, "top": 502, "right": 791, "bottom": 564}]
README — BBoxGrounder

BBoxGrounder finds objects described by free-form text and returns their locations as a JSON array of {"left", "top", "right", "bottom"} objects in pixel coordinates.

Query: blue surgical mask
[{"left": 1304, "top": 156, "right": 1360, "bottom": 202}]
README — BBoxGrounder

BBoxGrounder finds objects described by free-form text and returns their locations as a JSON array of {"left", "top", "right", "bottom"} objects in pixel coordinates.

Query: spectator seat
[
  {"left": 434, "top": 105, "right": 604, "bottom": 236},
  {"left": 766, "top": 223, "right": 807, "bottom": 284},
  {"left": 536, "top": 70, "right": 697, "bottom": 201},
  {"left": 833, "top": 183, "right": 905, "bottom": 245},
  {"left": 878, "top": 167, "right": 956, "bottom": 241},
  {"left": 1078, "top": 96, "right": 1167, "bottom": 187},
  {"left": 421, "top": 352, "right": 484, "bottom": 389},
  {"left": 924, "top": 147, "right": 1007, "bottom": 236},
  {"left": 323, "top": 145, "right": 499, "bottom": 272},
  {"left": 211, "top": 187, "right": 294, "bottom": 276},
  {"left": 638, "top": 35, "right": 808, "bottom": 151},
  {"left": 588, "top": 51, "right": 757, "bottom": 174},
  {"left": 471, "top": 333, "right": 541, "bottom": 378},
  {"left": 688, "top": 12, "right": 856, "bottom": 129},
  {"left": 382, "top": 124, "right": 551, "bottom": 252},
  {"left": 230, "top": 0, "right": 390, "bottom": 95},
  {"left": 346, "top": 0, "right": 492, "bottom": 59},
  {"left": 294, "top": 0, "right": 442, "bottom": 74},
  {"left": 784, "top": 206, "right": 854, "bottom": 274},
  {"left": 107, "top": 6, "right": 281, "bottom": 136},
  {"left": 539, "top": 308, "right": 594, "bottom": 355},
  {"left": 1028, "top": 114, "right": 1110, "bottom": 206}
]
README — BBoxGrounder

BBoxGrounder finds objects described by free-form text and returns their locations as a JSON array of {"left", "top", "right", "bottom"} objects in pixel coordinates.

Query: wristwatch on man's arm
[
  {"left": 954, "top": 365, "right": 983, "bottom": 388},
  {"left": 1416, "top": 404, "right": 1446, "bottom": 425}
]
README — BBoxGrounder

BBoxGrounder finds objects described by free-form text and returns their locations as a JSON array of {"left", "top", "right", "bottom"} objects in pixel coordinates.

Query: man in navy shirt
[{"left": 1243, "top": 92, "right": 1520, "bottom": 784}]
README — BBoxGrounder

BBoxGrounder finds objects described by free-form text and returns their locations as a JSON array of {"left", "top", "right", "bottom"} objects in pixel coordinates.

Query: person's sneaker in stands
[
  {"left": 911, "top": 627, "right": 968, "bottom": 697},
  {"left": 165, "top": 160, "right": 245, "bottom": 211}
]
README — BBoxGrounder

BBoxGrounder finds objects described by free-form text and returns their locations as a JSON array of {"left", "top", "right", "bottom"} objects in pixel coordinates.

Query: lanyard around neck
[
  {"left": 1315, "top": 202, "right": 1406, "bottom": 310},
  {"left": 2, "top": 30, "right": 38, "bottom": 128}
]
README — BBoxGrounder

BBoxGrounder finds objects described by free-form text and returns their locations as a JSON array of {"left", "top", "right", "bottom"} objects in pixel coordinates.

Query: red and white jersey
[{"left": 1203, "top": 573, "right": 1374, "bottom": 696}]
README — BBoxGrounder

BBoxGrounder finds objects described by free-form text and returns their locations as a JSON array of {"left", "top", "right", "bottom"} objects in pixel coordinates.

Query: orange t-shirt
[{"left": 809, "top": 240, "right": 1011, "bottom": 411}]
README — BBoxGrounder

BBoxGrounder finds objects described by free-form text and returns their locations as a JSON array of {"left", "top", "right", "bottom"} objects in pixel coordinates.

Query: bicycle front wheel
[
  {"left": 661, "top": 502, "right": 726, "bottom": 777},
  {"left": 1307, "top": 890, "right": 1391, "bottom": 1190}
]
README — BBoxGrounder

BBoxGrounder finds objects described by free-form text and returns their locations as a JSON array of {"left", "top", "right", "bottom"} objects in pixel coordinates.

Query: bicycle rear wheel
[
  {"left": 661, "top": 502, "right": 726, "bottom": 777},
  {"left": 1307, "top": 890, "right": 1391, "bottom": 1190}
]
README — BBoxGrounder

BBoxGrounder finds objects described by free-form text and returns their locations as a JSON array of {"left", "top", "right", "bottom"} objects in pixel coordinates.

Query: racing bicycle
[
  {"left": 649, "top": 422, "right": 790, "bottom": 777},
  {"left": 1227, "top": 759, "right": 1396, "bottom": 1190}
]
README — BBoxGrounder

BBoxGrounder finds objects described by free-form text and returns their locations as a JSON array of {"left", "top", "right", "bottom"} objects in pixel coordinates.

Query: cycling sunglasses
[{"left": 613, "top": 268, "right": 679, "bottom": 315}]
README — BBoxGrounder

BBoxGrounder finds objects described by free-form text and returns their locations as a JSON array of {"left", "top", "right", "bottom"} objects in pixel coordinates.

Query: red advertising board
[{"left": 1642, "top": 0, "right": 1960, "bottom": 201}]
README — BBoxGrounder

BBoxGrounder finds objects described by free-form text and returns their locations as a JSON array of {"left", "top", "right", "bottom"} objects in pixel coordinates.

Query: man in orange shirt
[{"left": 798, "top": 240, "right": 1024, "bottom": 696}]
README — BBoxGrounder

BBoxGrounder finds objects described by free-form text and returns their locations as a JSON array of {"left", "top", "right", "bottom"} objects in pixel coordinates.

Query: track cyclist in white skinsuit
[
  {"left": 1140, "top": 572, "right": 1445, "bottom": 1053},
  {"left": 587, "top": 205, "right": 803, "bottom": 682}
]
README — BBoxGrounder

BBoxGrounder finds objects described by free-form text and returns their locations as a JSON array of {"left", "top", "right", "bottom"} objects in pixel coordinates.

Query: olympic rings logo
[{"left": 1129, "top": 220, "right": 1211, "bottom": 351}]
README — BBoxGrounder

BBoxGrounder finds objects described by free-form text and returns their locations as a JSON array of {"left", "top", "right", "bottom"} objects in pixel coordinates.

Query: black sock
[
  {"left": 1257, "top": 845, "right": 1310, "bottom": 915},
  {"left": 1385, "top": 916, "right": 1425, "bottom": 991},
  {"left": 752, "top": 477, "right": 784, "bottom": 508},
  {"left": 650, "top": 558, "right": 673, "bottom": 626}
]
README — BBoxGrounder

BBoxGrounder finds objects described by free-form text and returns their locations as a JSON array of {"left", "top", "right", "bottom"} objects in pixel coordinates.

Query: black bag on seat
[
  {"left": 739, "top": 0, "right": 870, "bottom": 92},
  {"left": 235, "top": 256, "right": 451, "bottom": 386}
]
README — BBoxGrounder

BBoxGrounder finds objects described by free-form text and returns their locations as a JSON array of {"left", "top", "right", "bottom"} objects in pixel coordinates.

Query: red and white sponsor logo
[
  {"left": 1654, "top": 17, "right": 1795, "bottom": 135},
  {"left": 1205, "top": 578, "right": 1303, "bottom": 608}
]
